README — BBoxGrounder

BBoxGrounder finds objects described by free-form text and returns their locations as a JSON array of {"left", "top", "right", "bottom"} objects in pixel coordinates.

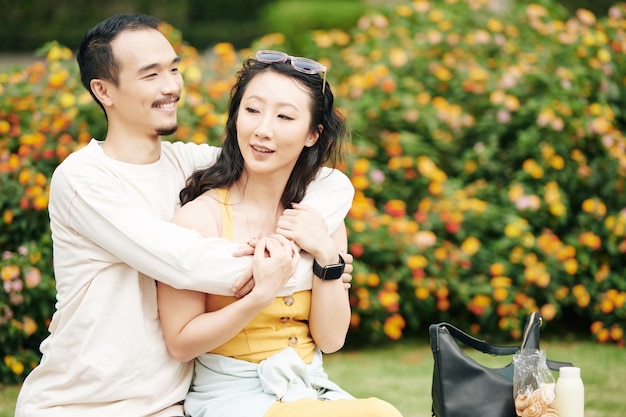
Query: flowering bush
[
  {"left": 287, "top": 0, "right": 626, "bottom": 345},
  {"left": 1, "top": 0, "right": 626, "bottom": 384}
]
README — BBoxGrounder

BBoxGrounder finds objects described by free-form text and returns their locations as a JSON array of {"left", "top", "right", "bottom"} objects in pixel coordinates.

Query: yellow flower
[
  {"left": 46, "top": 44, "right": 73, "bottom": 61},
  {"left": 504, "top": 94, "right": 520, "bottom": 111},
  {"left": 23, "top": 316, "right": 38, "bottom": 336},
  {"left": 550, "top": 155, "right": 564, "bottom": 170},
  {"left": 428, "top": 9, "right": 445, "bottom": 22},
  {"left": 59, "top": 92, "right": 76, "bottom": 108},
  {"left": 563, "top": 258, "right": 578, "bottom": 275},
  {"left": 582, "top": 198, "right": 607, "bottom": 216},
  {"left": 461, "top": 236, "right": 481, "bottom": 256},
  {"left": 549, "top": 203, "right": 566, "bottom": 217},
  {"left": 47, "top": 69, "right": 69, "bottom": 88},
  {"left": 597, "top": 48, "right": 611, "bottom": 63},
  {"left": 0, "top": 119, "right": 10, "bottom": 134},
  {"left": 367, "top": 273, "right": 380, "bottom": 287},
  {"left": 352, "top": 158, "right": 370, "bottom": 175},
  {"left": 383, "top": 314, "right": 406, "bottom": 340},
  {"left": 407, "top": 254, "right": 428, "bottom": 270},
  {"left": 415, "top": 286, "right": 430, "bottom": 300},
  {"left": 522, "top": 159, "right": 544, "bottom": 179},
  {"left": 3, "top": 209, "right": 14, "bottom": 224},
  {"left": 33, "top": 194, "right": 49, "bottom": 211},
  {"left": 493, "top": 287, "right": 508, "bottom": 302},
  {"left": 389, "top": 47, "right": 408, "bottom": 67},
  {"left": 487, "top": 18, "right": 504, "bottom": 32},
  {"left": 526, "top": 4, "right": 548, "bottom": 19}
]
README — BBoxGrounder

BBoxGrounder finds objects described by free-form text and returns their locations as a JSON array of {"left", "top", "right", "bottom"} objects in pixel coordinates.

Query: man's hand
[
  {"left": 231, "top": 243, "right": 255, "bottom": 298},
  {"left": 341, "top": 252, "right": 353, "bottom": 290}
]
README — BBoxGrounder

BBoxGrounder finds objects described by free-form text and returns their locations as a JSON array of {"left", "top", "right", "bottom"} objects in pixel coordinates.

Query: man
[{"left": 15, "top": 14, "right": 354, "bottom": 417}]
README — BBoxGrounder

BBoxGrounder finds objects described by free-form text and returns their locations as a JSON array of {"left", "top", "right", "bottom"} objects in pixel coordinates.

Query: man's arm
[
  {"left": 300, "top": 167, "right": 355, "bottom": 234},
  {"left": 51, "top": 167, "right": 249, "bottom": 296}
]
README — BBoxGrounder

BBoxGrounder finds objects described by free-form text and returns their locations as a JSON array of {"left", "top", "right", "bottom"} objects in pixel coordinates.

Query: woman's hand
[
  {"left": 276, "top": 203, "right": 336, "bottom": 259},
  {"left": 247, "top": 234, "right": 299, "bottom": 306}
]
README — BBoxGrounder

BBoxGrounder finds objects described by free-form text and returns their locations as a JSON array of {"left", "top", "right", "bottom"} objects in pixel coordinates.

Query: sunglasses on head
[{"left": 255, "top": 50, "right": 327, "bottom": 94}]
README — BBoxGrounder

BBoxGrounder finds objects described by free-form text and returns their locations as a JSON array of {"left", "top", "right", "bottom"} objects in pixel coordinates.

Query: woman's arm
[
  {"left": 276, "top": 204, "right": 351, "bottom": 353},
  {"left": 156, "top": 200, "right": 299, "bottom": 362},
  {"left": 308, "top": 224, "right": 351, "bottom": 353}
]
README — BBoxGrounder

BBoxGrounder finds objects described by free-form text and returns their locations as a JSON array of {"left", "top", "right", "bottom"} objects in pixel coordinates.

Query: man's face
[{"left": 107, "top": 29, "right": 183, "bottom": 138}]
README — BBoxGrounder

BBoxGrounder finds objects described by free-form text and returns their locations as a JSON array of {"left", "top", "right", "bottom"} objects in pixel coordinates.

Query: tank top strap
[
  {"left": 215, "top": 188, "right": 234, "bottom": 240},
  {"left": 193, "top": 189, "right": 233, "bottom": 240}
]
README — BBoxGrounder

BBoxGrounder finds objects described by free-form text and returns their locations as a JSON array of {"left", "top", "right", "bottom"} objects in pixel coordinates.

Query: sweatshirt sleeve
[
  {"left": 300, "top": 167, "right": 355, "bottom": 234},
  {"left": 51, "top": 166, "right": 248, "bottom": 296}
]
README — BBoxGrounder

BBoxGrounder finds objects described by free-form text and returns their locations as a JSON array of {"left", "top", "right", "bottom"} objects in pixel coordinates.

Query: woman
[{"left": 157, "top": 50, "right": 403, "bottom": 417}]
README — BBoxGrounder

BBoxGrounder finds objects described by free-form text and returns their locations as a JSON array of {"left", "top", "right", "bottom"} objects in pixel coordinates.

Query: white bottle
[{"left": 556, "top": 366, "right": 584, "bottom": 417}]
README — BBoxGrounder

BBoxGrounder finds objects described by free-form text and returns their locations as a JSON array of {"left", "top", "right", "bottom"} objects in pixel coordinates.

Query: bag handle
[
  {"left": 430, "top": 312, "right": 573, "bottom": 370},
  {"left": 430, "top": 322, "right": 519, "bottom": 356}
]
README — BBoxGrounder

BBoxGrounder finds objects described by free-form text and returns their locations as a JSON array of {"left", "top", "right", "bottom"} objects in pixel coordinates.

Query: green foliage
[{"left": 259, "top": 0, "right": 366, "bottom": 53}]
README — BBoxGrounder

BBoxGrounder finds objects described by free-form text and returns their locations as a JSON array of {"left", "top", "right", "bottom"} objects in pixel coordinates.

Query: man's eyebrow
[{"left": 138, "top": 57, "right": 181, "bottom": 73}]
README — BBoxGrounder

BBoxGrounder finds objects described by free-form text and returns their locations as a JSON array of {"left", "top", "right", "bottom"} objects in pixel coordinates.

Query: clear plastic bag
[{"left": 513, "top": 349, "right": 558, "bottom": 417}]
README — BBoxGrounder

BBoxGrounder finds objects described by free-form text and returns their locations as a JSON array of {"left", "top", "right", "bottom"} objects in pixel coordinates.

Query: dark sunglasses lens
[
  {"left": 257, "top": 51, "right": 287, "bottom": 62},
  {"left": 293, "top": 58, "right": 323, "bottom": 74}
]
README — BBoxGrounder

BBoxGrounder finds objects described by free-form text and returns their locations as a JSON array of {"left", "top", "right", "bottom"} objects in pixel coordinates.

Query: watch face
[
  {"left": 314, "top": 255, "right": 345, "bottom": 280},
  {"left": 322, "top": 263, "right": 344, "bottom": 280}
]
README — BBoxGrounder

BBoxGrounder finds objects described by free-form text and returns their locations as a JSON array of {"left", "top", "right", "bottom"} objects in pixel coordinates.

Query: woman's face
[{"left": 235, "top": 70, "right": 319, "bottom": 178}]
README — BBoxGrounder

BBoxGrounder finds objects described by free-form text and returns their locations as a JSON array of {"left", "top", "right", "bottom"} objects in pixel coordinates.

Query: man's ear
[{"left": 90, "top": 79, "right": 114, "bottom": 107}]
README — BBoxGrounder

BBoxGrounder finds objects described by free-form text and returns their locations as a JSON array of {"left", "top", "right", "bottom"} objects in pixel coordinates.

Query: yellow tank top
[{"left": 206, "top": 189, "right": 316, "bottom": 364}]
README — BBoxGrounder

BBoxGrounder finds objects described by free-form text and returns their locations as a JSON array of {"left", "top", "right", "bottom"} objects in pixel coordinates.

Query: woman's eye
[{"left": 278, "top": 114, "right": 294, "bottom": 120}]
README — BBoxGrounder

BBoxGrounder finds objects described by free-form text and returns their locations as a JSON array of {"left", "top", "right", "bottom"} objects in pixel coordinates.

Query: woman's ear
[
  {"left": 305, "top": 124, "right": 323, "bottom": 148},
  {"left": 90, "top": 79, "right": 114, "bottom": 107}
]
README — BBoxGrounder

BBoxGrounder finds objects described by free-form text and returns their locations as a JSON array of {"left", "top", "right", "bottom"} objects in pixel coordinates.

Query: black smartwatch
[{"left": 313, "top": 254, "right": 345, "bottom": 280}]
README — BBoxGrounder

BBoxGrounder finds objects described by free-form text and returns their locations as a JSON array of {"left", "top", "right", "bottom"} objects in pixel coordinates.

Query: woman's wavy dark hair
[{"left": 180, "top": 57, "right": 348, "bottom": 208}]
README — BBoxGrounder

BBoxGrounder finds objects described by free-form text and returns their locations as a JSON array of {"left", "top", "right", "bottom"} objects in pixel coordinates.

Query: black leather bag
[{"left": 429, "top": 312, "right": 571, "bottom": 417}]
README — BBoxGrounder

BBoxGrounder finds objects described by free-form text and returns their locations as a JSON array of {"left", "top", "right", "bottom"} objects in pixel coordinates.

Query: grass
[{"left": 1, "top": 339, "right": 623, "bottom": 417}]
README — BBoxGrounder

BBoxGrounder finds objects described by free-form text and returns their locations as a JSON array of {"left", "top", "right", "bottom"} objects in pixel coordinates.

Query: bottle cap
[{"left": 559, "top": 366, "right": 581, "bottom": 379}]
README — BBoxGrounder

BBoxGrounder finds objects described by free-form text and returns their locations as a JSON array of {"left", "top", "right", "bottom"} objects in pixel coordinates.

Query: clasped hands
[{"left": 231, "top": 203, "right": 353, "bottom": 298}]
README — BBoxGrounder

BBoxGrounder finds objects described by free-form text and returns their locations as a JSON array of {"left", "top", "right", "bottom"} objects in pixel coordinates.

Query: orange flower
[
  {"left": 349, "top": 242, "right": 364, "bottom": 258},
  {"left": 590, "top": 321, "right": 603, "bottom": 334},
  {"left": 468, "top": 294, "right": 491, "bottom": 316},
  {"left": 489, "top": 263, "right": 505, "bottom": 276},
  {"left": 378, "top": 289, "right": 400, "bottom": 312},
  {"left": 540, "top": 304, "right": 557, "bottom": 321},
  {"left": 578, "top": 231, "right": 601, "bottom": 250},
  {"left": 384, "top": 199, "right": 406, "bottom": 217},
  {"left": 383, "top": 314, "right": 406, "bottom": 340},
  {"left": 609, "top": 325, "right": 624, "bottom": 342}
]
